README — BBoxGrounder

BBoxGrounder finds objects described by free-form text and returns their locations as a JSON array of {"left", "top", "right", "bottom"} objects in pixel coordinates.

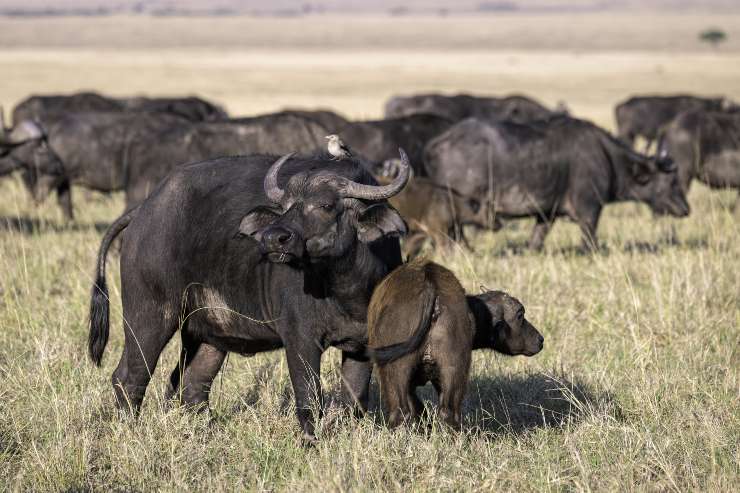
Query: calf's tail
[
  {"left": 88, "top": 206, "right": 138, "bottom": 366},
  {"left": 366, "top": 284, "right": 438, "bottom": 366}
]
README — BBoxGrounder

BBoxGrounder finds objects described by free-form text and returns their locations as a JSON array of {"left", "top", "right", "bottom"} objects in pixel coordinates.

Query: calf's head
[
  {"left": 627, "top": 149, "right": 690, "bottom": 218},
  {"left": 240, "top": 150, "right": 410, "bottom": 263},
  {"left": 468, "top": 290, "right": 543, "bottom": 356}
]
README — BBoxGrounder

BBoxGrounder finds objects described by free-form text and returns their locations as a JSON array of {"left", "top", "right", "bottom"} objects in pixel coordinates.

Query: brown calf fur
[
  {"left": 367, "top": 258, "right": 544, "bottom": 429},
  {"left": 379, "top": 175, "right": 500, "bottom": 259}
]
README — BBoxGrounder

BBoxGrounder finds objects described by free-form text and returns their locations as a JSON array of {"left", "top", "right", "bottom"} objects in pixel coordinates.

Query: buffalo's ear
[
  {"left": 237, "top": 206, "right": 281, "bottom": 238},
  {"left": 356, "top": 203, "right": 407, "bottom": 243}
]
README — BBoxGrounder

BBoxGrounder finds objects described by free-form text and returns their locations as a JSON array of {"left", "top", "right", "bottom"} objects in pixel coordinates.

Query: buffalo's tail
[
  {"left": 367, "top": 285, "right": 438, "bottom": 366},
  {"left": 88, "top": 206, "right": 138, "bottom": 366}
]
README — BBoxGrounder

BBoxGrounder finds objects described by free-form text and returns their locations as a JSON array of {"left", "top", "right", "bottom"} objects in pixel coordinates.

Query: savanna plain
[{"left": 0, "top": 13, "right": 739, "bottom": 492}]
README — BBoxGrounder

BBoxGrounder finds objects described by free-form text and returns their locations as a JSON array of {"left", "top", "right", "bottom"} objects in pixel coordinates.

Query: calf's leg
[
  {"left": 434, "top": 355, "right": 470, "bottom": 430},
  {"left": 378, "top": 361, "right": 419, "bottom": 428}
]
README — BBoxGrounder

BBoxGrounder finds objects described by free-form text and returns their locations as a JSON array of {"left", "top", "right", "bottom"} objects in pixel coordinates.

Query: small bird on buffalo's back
[{"left": 326, "top": 134, "right": 353, "bottom": 160}]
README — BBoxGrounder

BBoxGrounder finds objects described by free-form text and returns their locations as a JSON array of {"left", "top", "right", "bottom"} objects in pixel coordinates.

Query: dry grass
[{"left": 0, "top": 13, "right": 739, "bottom": 492}]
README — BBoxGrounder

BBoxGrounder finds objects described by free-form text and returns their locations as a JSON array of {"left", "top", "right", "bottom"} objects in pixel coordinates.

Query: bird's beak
[{"left": 325, "top": 136, "right": 330, "bottom": 139}]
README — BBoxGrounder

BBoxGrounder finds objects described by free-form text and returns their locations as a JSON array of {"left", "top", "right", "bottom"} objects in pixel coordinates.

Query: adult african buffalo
[
  {"left": 20, "top": 112, "right": 327, "bottom": 216},
  {"left": 384, "top": 93, "right": 561, "bottom": 125},
  {"left": 337, "top": 114, "right": 453, "bottom": 175},
  {"left": 14, "top": 111, "right": 187, "bottom": 219},
  {"left": 87, "top": 151, "right": 410, "bottom": 443},
  {"left": 122, "top": 113, "right": 327, "bottom": 208},
  {"left": 658, "top": 110, "right": 740, "bottom": 201},
  {"left": 424, "top": 117, "right": 690, "bottom": 250},
  {"left": 0, "top": 115, "right": 65, "bottom": 201},
  {"left": 614, "top": 95, "right": 733, "bottom": 150},
  {"left": 12, "top": 91, "right": 227, "bottom": 124}
]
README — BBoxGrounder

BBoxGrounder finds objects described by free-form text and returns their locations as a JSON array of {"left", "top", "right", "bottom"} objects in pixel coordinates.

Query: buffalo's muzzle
[
  {"left": 524, "top": 334, "right": 544, "bottom": 356},
  {"left": 260, "top": 225, "right": 303, "bottom": 262}
]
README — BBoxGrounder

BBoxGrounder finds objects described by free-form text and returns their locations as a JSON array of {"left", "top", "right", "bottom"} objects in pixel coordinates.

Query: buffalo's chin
[
  {"left": 653, "top": 203, "right": 690, "bottom": 218},
  {"left": 265, "top": 252, "right": 298, "bottom": 264}
]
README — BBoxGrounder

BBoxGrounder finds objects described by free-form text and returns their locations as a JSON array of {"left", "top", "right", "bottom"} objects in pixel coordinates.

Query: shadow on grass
[
  {"left": 360, "top": 371, "right": 619, "bottom": 436},
  {"left": 316, "top": 370, "right": 619, "bottom": 438},
  {"left": 0, "top": 215, "right": 110, "bottom": 234},
  {"left": 462, "top": 372, "right": 620, "bottom": 435}
]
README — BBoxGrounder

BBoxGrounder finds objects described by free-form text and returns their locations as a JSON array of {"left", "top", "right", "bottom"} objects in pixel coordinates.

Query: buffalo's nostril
[{"left": 264, "top": 226, "right": 295, "bottom": 247}]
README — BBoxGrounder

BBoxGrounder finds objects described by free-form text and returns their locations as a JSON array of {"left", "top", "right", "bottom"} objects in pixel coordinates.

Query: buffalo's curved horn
[
  {"left": 339, "top": 148, "right": 410, "bottom": 201},
  {"left": 264, "top": 152, "right": 295, "bottom": 204}
]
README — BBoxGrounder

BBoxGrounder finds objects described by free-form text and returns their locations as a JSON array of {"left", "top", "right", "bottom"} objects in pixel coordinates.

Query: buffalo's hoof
[{"left": 301, "top": 432, "right": 319, "bottom": 448}]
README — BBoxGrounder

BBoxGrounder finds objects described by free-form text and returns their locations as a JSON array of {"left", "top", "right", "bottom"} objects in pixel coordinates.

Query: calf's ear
[
  {"left": 237, "top": 206, "right": 281, "bottom": 238},
  {"left": 355, "top": 203, "right": 407, "bottom": 243}
]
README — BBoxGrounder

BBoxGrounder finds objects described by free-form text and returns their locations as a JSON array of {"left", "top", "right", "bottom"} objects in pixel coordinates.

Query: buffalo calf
[
  {"left": 367, "top": 259, "right": 544, "bottom": 429},
  {"left": 378, "top": 168, "right": 501, "bottom": 258}
]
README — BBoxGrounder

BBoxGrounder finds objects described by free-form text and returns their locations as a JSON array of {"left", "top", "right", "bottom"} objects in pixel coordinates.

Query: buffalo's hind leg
[
  {"left": 112, "top": 300, "right": 178, "bottom": 414},
  {"left": 166, "top": 321, "right": 226, "bottom": 410},
  {"left": 434, "top": 365, "right": 468, "bottom": 430},
  {"left": 378, "top": 361, "right": 419, "bottom": 428},
  {"left": 178, "top": 342, "right": 225, "bottom": 410}
]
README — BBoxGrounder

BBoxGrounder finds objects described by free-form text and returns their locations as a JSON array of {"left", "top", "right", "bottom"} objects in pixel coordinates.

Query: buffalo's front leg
[
  {"left": 529, "top": 216, "right": 553, "bottom": 251},
  {"left": 340, "top": 351, "right": 372, "bottom": 416},
  {"left": 285, "top": 342, "right": 323, "bottom": 444},
  {"left": 56, "top": 180, "right": 74, "bottom": 221}
]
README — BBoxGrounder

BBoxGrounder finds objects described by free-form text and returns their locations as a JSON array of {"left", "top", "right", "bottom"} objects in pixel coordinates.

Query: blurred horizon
[{"left": 0, "top": 0, "right": 738, "bottom": 16}]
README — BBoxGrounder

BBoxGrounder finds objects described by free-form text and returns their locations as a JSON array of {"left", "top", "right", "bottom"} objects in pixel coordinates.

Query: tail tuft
[{"left": 88, "top": 274, "right": 110, "bottom": 366}]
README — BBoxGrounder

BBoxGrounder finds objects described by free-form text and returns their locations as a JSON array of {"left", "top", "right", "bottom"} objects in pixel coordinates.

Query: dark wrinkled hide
[
  {"left": 118, "top": 96, "right": 228, "bottom": 122},
  {"left": 614, "top": 95, "right": 729, "bottom": 149},
  {"left": 124, "top": 114, "right": 327, "bottom": 208},
  {"left": 275, "top": 108, "right": 349, "bottom": 133},
  {"left": 659, "top": 110, "right": 740, "bottom": 195},
  {"left": 367, "top": 259, "right": 543, "bottom": 429},
  {"left": 424, "top": 116, "right": 690, "bottom": 250},
  {"left": 87, "top": 154, "right": 406, "bottom": 443},
  {"left": 12, "top": 91, "right": 227, "bottom": 124},
  {"left": 337, "top": 114, "right": 454, "bottom": 174},
  {"left": 384, "top": 93, "right": 561, "bottom": 125}
]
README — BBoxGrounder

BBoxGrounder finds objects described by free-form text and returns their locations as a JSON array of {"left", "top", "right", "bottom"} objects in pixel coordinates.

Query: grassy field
[{"left": 1, "top": 13, "right": 739, "bottom": 492}]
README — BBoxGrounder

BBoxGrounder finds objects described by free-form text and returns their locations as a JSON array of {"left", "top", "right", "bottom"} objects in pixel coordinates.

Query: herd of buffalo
[{"left": 1, "top": 90, "right": 738, "bottom": 442}]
